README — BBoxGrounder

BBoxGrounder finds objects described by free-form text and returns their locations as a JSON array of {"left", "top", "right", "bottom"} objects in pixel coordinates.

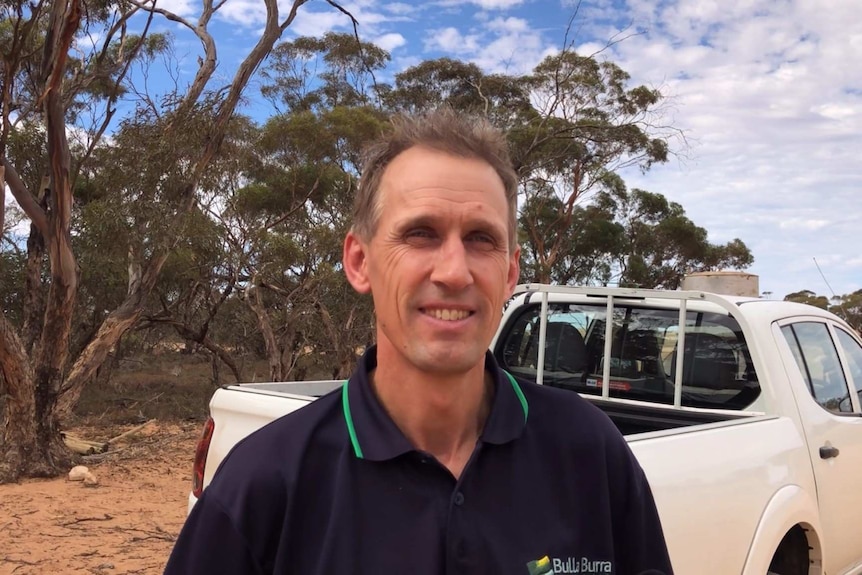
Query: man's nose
[{"left": 430, "top": 237, "right": 474, "bottom": 290}]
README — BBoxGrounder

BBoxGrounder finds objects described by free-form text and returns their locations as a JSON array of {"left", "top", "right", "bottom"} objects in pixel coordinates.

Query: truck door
[{"left": 777, "top": 320, "right": 862, "bottom": 575}]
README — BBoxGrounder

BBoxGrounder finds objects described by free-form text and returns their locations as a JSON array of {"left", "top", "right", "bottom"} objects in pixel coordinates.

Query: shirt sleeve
[{"left": 163, "top": 492, "right": 265, "bottom": 575}]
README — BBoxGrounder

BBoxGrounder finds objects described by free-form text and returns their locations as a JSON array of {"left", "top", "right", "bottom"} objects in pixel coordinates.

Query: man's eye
[
  {"left": 467, "top": 232, "right": 496, "bottom": 245},
  {"left": 405, "top": 228, "right": 435, "bottom": 240}
]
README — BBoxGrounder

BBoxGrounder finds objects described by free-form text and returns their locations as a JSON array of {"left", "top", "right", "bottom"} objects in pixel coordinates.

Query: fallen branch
[
  {"left": 61, "top": 433, "right": 109, "bottom": 455},
  {"left": 60, "top": 513, "right": 113, "bottom": 526},
  {"left": 107, "top": 419, "right": 156, "bottom": 445},
  {"left": 129, "top": 532, "right": 176, "bottom": 542}
]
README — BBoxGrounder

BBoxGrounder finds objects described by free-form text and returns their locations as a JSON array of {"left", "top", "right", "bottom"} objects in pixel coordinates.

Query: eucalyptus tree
[
  {"left": 0, "top": 0, "right": 361, "bottom": 482},
  {"left": 227, "top": 108, "right": 382, "bottom": 380},
  {"left": 784, "top": 289, "right": 862, "bottom": 334},
  {"left": 0, "top": 0, "right": 167, "bottom": 480},
  {"left": 783, "top": 290, "right": 830, "bottom": 310},
  {"left": 594, "top": 185, "right": 753, "bottom": 289},
  {"left": 832, "top": 290, "right": 862, "bottom": 334}
]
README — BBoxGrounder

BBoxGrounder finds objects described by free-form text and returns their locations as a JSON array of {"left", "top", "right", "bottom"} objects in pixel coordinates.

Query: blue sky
[{"left": 13, "top": 0, "right": 862, "bottom": 299}]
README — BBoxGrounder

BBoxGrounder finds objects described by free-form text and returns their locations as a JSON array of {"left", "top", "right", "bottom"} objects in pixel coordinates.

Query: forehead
[{"left": 377, "top": 146, "right": 507, "bottom": 215}]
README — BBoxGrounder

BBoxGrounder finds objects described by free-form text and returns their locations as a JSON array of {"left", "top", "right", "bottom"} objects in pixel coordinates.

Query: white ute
[{"left": 188, "top": 284, "right": 862, "bottom": 575}]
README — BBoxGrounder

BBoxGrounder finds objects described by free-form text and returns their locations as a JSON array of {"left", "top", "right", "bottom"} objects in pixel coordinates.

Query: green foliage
[
  {"left": 784, "top": 289, "right": 862, "bottom": 333},
  {"left": 520, "top": 182, "right": 753, "bottom": 288},
  {"left": 261, "top": 32, "right": 390, "bottom": 112},
  {"left": 603, "top": 187, "right": 753, "bottom": 289},
  {"left": 832, "top": 290, "right": 862, "bottom": 333},
  {"left": 1, "top": 22, "right": 763, "bottom": 386},
  {"left": 784, "top": 290, "right": 830, "bottom": 309}
]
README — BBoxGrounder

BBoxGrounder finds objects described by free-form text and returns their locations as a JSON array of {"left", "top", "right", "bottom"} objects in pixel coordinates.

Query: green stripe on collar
[
  {"left": 342, "top": 370, "right": 528, "bottom": 459},
  {"left": 504, "top": 370, "right": 529, "bottom": 423},
  {"left": 341, "top": 381, "right": 364, "bottom": 459}
]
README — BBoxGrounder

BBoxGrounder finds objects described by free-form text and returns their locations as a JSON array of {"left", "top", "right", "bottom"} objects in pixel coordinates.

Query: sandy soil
[{"left": 0, "top": 421, "right": 200, "bottom": 575}]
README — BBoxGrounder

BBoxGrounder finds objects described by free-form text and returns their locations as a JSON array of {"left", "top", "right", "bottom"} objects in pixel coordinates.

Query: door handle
[{"left": 820, "top": 445, "right": 840, "bottom": 459}]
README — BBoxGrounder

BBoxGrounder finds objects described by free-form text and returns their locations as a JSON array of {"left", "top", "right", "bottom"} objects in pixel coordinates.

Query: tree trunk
[
  {"left": 170, "top": 321, "right": 243, "bottom": 383},
  {"left": 0, "top": 166, "right": 5, "bottom": 237},
  {"left": 22, "top": 178, "right": 50, "bottom": 355},
  {"left": 54, "top": 282, "right": 155, "bottom": 420},
  {"left": 0, "top": 317, "right": 73, "bottom": 482},
  {"left": 278, "top": 322, "right": 300, "bottom": 380},
  {"left": 23, "top": 225, "right": 46, "bottom": 354},
  {"left": 245, "top": 285, "right": 282, "bottom": 381}
]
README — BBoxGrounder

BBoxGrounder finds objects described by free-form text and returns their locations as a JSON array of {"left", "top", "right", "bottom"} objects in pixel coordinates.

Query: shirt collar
[{"left": 342, "top": 346, "right": 529, "bottom": 461}]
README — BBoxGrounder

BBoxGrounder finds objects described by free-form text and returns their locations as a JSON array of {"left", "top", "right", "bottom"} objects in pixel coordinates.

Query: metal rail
[{"left": 514, "top": 283, "right": 757, "bottom": 410}]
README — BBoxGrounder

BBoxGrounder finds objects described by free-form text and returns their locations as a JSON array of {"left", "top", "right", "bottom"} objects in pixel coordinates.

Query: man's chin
[{"left": 410, "top": 345, "right": 486, "bottom": 375}]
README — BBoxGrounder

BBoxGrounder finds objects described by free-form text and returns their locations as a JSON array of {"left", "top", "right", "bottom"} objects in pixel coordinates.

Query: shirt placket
[{"left": 443, "top": 442, "right": 484, "bottom": 574}]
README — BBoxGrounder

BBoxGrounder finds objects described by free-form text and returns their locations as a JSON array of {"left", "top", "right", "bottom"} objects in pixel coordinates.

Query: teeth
[{"left": 427, "top": 309, "right": 470, "bottom": 321}]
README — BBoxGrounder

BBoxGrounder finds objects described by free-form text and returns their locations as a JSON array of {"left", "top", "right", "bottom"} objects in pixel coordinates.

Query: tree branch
[
  {"left": 0, "top": 158, "right": 49, "bottom": 237},
  {"left": 264, "top": 177, "right": 319, "bottom": 231},
  {"left": 74, "top": 7, "right": 156, "bottom": 185}
]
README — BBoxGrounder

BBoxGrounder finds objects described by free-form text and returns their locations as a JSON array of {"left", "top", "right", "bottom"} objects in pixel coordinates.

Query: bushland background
[{"left": 2, "top": 1, "right": 861, "bottom": 572}]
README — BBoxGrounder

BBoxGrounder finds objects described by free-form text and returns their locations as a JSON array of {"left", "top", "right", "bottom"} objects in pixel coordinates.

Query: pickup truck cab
[{"left": 189, "top": 284, "right": 862, "bottom": 575}]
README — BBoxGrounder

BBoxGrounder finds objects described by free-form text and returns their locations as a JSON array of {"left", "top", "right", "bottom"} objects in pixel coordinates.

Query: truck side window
[
  {"left": 781, "top": 323, "right": 854, "bottom": 414},
  {"left": 835, "top": 328, "right": 862, "bottom": 407}
]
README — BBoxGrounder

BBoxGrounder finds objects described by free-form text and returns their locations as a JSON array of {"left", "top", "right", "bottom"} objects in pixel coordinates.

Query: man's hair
[{"left": 351, "top": 108, "right": 519, "bottom": 252}]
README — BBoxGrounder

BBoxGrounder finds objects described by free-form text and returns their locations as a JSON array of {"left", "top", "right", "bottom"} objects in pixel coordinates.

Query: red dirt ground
[{"left": 0, "top": 421, "right": 199, "bottom": 575}]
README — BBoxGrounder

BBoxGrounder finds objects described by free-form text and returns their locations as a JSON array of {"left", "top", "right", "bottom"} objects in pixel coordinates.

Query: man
[{"left": 164, "top": 109, "right": 674, "bottom": 574}]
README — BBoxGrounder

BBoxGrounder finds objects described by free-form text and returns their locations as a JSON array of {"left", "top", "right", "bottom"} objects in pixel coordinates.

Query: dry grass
[{"left": 73, "top": 352, "right": 271, "bottom": 425}]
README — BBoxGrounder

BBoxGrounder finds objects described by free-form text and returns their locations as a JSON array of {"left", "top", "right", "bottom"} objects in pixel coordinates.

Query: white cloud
[
  {"left": 373, "top": 32, "right": 407, "bottom": 52},
  {"left": 288, "top": 8, "right": 348, "bottom": 37},
  {"left": 155, "top": 0, "right": 198, "bottom": 17},
  {"left": 383, "top": 2, "right": 420, "bottom": 16},
  {"left": 778, "top": 218, "right": 831, "bottom": 231},
  {"left": 424, "top": 16, "right": 556, "bottom": 74},
  {"left": 472, "top": 0, "right": 525, "bottom": 10},
  {"left": 594, "top": 0, "right": 862, "bottom": 296},
  {"left": 487, "top": 15, "right": 530, "bottom": 33},
  {"left": 425, "top": 27, "right": 481, "bottom": 53},
  {"left": 217, "top": 0, "right": 405, "bottom": 35},
  {"left": 218, "top": 0, "right": 266, "bottom": 27},
  {"left": 437, "top": 0, "right": 525, "bottom": 9},
  {"left": 393, "top": 55, "right": 422, "bottom": 72}
]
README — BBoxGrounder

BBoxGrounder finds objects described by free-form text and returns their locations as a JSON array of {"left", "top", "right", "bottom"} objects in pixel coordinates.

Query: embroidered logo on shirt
[
  {"left": 527, "top": 555, "right": 613, "bottom": 574},
  {"left": 526, "top": 556, "right": 553, "bottom": 575}
]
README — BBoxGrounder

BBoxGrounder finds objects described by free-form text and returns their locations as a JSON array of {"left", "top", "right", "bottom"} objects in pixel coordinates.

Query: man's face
[{"left": 344, "top": 146, "right": 520, "bottom": 375}]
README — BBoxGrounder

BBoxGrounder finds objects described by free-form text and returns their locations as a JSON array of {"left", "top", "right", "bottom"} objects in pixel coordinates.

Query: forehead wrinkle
[{"left": 392, "top": 196, "right": 507, "bottom": 231}]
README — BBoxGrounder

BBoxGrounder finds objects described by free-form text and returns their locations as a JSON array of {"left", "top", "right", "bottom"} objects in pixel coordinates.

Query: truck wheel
[{"left": 767, "top": 527, "right": 809, "bottom": 575}]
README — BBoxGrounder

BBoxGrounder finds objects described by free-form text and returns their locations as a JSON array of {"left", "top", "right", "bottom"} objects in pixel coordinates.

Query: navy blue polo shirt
[{"left": 164, "top": 348, "right": 673, "bottom": 575}]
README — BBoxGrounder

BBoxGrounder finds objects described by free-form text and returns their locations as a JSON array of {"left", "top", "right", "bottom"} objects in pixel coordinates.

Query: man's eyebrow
[
  {"left": 393, "top": 214, "right": 439, "bottom": 231},
  {"left": 394, "top": 213, "right": 506, "bottom": 235}
]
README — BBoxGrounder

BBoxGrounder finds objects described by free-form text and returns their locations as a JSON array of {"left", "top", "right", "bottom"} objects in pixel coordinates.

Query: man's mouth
[{"left": 421, "top": 308, "right": 474, "bottom": 321}]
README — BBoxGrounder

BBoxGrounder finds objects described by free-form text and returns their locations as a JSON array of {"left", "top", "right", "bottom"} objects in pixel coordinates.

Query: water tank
[{"left": 681, "top": 271, "right": 759, "bottom": 297}]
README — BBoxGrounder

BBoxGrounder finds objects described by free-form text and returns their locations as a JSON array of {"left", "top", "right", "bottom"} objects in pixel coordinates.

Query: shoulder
[
  {"left": 516, "top": 382, "right": 654, "bottom": 500},
  {"left": 205, "top": 387, "right": 344, "bottom": 507},
  {"left": 514, "top": 380, "right": 640, "bottom": 470},
  {"left": 520, "top": 382, "right": 621, "bottom": 440}
]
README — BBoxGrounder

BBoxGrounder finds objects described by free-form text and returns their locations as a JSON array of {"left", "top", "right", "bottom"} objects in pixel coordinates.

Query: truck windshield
[{"left": 497, "top": 303, "right": 761, "bottom": 410}]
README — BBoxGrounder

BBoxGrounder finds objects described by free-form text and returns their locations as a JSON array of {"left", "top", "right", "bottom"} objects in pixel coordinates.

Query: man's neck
[{"left": 370, "top": 346, "right": 494, "bottom": 479}]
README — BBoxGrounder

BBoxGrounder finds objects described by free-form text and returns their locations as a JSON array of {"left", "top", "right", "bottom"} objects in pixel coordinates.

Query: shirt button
[{"left": 453, "top": 491, "right": 465, "bottom": 506}]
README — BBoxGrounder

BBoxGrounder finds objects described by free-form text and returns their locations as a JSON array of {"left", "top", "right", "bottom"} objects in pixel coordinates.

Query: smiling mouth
[{"left": 421, "top": 308, "right": 474, "bottom": 321}]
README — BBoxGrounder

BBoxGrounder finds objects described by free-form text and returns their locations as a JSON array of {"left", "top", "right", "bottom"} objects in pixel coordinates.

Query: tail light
[{"left": 192, "top": 416, "right": 215, "bottom": 498}]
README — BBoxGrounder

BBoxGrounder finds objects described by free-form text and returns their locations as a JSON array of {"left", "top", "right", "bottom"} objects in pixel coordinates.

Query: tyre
[{"left": 767, "top": 527, "right": 809, "bottom": 575}]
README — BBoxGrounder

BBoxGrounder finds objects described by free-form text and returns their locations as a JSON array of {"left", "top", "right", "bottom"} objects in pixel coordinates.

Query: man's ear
[
  {"left": 507, "top": 245, "right": 521, "bottom": 297},
  {"left": 343, "top": 231, "right": 371, "bottom": 294}
]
